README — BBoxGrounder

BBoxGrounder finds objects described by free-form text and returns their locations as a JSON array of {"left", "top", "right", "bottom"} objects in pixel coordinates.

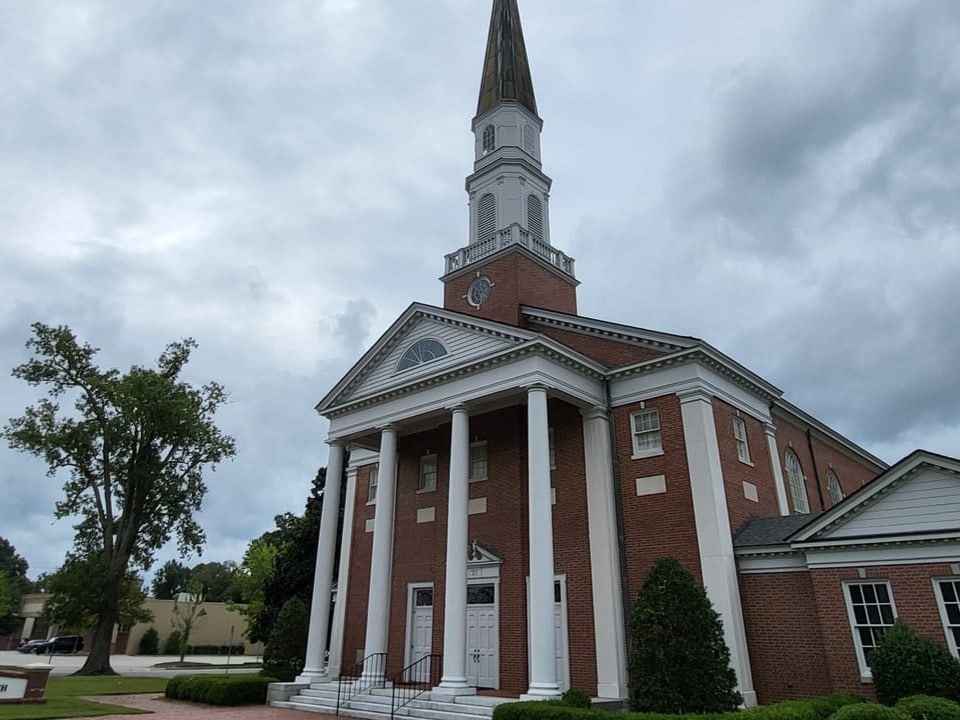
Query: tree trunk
[{"left": 74, "top": 575, "right": 121, "bottom": 676}]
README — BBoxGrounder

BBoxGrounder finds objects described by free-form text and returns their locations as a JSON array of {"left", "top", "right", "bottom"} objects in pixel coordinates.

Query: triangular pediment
[
  {"left": 791, "top": 451, "right": 960, "bottom": 545},
  {"left": 318, "top": 304, "right": 535, "bottom": 412}
]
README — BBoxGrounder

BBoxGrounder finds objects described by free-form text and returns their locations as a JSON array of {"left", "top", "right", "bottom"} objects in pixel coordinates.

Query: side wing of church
[{"left": 280, "top": 0, "right": 960, "bottom": 711}]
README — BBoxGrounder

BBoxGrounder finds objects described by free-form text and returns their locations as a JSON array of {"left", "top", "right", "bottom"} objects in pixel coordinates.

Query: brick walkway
[{"left": 80, "top": 694, "right": 328, "bottom": 719}]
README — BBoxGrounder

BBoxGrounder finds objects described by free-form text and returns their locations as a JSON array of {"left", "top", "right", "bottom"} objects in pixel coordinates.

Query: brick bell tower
[{"left": 441, "top": 0, "right": 578, "bottom": 326}]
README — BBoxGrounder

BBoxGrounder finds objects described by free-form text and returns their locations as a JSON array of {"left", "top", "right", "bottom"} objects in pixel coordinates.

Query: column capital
[
  {"left": 676, "top": 387, "right": 713, "bottom": 405},
  {"left": 524, "top": 382, "right": 550, "bottom": 395},
  {"left": 378, "top": 423, "right": 398, "bottom": 434},
  {"left": 763, "top": 422, "right": 778, "bottom": 438},
  {"left": 580, "top": 405, "right": 608, "bottom": 421},
  {"left": 447, "top": 403, "right": 470, "bottom": 414},
  {"left": 326, "top": 438, "right": 347, "bottom": 449}
]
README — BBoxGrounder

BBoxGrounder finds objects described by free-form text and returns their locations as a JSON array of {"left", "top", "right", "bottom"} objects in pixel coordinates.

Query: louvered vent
[
  {"left": 477, "top": 194, "right": 497, "bottom": 241},
  {"left": 526, "top": 194, "right": 543, "bottom": 240},
  {"left": 482, "top": 124, "right": 495, "bottom": 153},
  {"left": 523, "top": 124, "right": 535, "bottom": 153}
]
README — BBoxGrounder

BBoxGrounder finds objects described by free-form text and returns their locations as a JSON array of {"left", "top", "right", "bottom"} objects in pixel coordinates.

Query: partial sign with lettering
[{"left": 0, "top": 678, "right": 28, "bottom": 700}]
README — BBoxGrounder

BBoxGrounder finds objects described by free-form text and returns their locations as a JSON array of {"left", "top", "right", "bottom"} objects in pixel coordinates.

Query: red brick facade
[
  {"left": 442, "top": 251, "right": 577, "bottom": 325},
  {"left": 741, "top": 562, "right": 958, "bottom": 704}
]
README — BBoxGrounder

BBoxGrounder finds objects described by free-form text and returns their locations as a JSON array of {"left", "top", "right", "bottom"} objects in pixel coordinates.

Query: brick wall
[
  {"left": 739, "top": 570, "right": 831, "bottom": 702},
  {"left": 809, "top": 562, "right": 956, "bottom": 698},
  {"left": 613, "top": 395, "right": 703, "bottom": 596},
  {"left": 713, "top": 400, "right": 781, "bottom": 533},
  {"left": 442, "top": 251, "right": 577, "bottom": 325},
  {"left": 527, "top": 323, "right": 666, "bottom": 368},
  {"left": 773, "top": 411, "right": 881, "bottom": 513}
]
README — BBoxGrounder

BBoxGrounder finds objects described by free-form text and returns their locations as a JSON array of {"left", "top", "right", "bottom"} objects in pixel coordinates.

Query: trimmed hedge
[
  {"left": 895, "top": 695, "right": 960, "bottom": 720},
  {"left": 164, "top": 674, "right": 279, "bottom": 705},
  {"left": 830, "top": 704, "right": 910, "bottom": 720},
  {"left": 871, "top": 622, "right": 960, "bottom": 705},
  {"left": 492, "top": 694, "right": 868, "bottom": 720},
  {"left": 184, "top": 644, "right": 245, "bottom": 656}
]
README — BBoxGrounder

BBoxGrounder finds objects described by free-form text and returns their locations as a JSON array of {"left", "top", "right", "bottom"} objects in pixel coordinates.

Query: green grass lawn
[{"left": 0, "top": 675, "right": 168, "bottom": 720}]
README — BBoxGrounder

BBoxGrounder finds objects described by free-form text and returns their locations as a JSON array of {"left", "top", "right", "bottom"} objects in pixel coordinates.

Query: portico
[{"left": 309, "top": 336, "right": 608, "bottom": 697}]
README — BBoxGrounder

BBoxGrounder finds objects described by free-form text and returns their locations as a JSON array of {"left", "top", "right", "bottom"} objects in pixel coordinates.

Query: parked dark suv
[{"left": 35, "top": 635, "right": 85, "bottom": 654}]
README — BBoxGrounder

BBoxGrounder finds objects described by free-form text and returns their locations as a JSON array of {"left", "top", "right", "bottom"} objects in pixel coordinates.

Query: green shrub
[
  {"left": 492, "top": 701, "right": 596, "bottom": 720},
  {"left": 871, "top": 621, "right": 960, "bottom": 705},
  {"left": 162, "top": 629, "right": 182, "bottom": 656},
  {"left": 262, "top": 596, "right": 309, "bottom": 682},
  {"left": 138, "top": 627, "right": 160, "bottom": 655},
  {"left": 163, "top": 674, "right": 279, "bottom": 705},
  {"left": 628, "top": 557, "right": 742, "bottom": 713},
  {"left": 895, "top": 695, "right": 960, "bottom": 720},
  {"left": 830, "top": 703, "right": 911, "bottom": 720},
  {"left": 560, "top": 689, "right": 592, "bottom": 709}
]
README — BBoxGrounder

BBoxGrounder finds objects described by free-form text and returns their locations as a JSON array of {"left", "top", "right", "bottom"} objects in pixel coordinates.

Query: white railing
[{"left": 444, "top": 223, "right": 576, "bottom": 277}]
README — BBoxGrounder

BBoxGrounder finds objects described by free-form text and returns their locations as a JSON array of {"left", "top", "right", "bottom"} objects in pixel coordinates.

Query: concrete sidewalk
[{"left": 0, "top": 650, "right": 262, "bottom": 677}]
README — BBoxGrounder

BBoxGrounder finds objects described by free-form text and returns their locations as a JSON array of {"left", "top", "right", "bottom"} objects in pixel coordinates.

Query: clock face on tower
[{"left": 466, "top": 275, "right": 493, "bottom": 308}]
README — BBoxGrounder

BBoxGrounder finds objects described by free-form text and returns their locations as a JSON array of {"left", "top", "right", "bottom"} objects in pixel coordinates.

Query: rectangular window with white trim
[
  {"left": 844, "top": 581, "right": 896, "bottom": 676},
  {"left": 732, "top": 416, "right": 751, "bottom": 463},
  {"left": 935, "top": 579, "right": 960, "bottom": 658},
  {"left": 418, "top": 454, "right": 437, "bottom": 492},
  {"left": 367, "top": 464, "right": 379, "bottom": 504},
  {"left": 631, "top": 408, "right": 662, "bottom": 457},
  {"left": 469, "top": 441, "right": 488, "bottom": 482}
]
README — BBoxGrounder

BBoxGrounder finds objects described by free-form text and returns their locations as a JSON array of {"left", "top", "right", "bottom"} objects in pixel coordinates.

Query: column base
[
  {"left": 595, "top": 680, "right": 627, "bottom": 700},
  {"left": 741, "top": 690, "right": 758, "bottom": 708},
  {"left": 295, "top": 669, "right": 329, "bottom": 685},
  {"left": 520, "top": 683, "right": 561, "bottom": 701},
  {"left": 432, "top": 681, "right": 476, "bottom": 697}
]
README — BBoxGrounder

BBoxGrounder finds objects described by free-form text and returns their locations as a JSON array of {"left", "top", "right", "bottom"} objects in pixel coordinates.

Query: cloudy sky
[{"left": 2, "top": 0, "right": 959, "bottom": 586}]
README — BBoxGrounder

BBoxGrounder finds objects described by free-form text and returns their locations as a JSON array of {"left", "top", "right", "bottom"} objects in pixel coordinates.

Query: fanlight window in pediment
[{"left": 397, "top": 338, "right": 448, "bottom": 372}]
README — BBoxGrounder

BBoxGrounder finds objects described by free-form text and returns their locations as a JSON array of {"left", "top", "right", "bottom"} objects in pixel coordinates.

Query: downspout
[
  {"left": 604, "top": 378, "right": 633, "bottom": 660},
  {"left": 805, "top": 428, "right": 826, "bottom": 511}
]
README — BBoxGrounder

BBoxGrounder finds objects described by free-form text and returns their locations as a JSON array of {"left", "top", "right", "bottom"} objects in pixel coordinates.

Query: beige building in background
[{"left": 13, "top": 593, "right": 264, "bottom": 656}]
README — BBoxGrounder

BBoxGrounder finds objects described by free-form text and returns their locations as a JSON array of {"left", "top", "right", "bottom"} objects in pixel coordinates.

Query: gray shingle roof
[{"left": 734, "top": 513, "right": 823, "bottom": 548}]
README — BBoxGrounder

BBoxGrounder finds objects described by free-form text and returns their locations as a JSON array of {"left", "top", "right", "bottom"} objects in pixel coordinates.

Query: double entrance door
[{"left": 406, "top": 582, "right": 499, "bottom": 689}]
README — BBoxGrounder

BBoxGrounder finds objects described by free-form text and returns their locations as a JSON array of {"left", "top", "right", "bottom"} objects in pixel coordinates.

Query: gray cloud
[{"left": 2, "top": 0, "right": 959, "bottom": 581}]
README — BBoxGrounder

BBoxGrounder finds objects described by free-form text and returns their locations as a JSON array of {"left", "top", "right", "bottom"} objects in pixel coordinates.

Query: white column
[
  {"left": 678, "top": 389, "right": 756, "bottom": 707},
  {"left": 435, "top": 405, "right": 475, "bottom": 695},
  {"left": 298, "top": 441, "right": 346, "bottom": 683},
  {"left": 523, "top": 385, "right": 561, "bottom": 699},
  {"left": 765, "top": 423, "right": 790, "bottom": 516},
  {"left": 326, "top": 463, "right": 359, "bottom": 679},
  {"left": 581, "top": 407, "right": 628, "bottom": 699},
  {"left": 363, "top": 426, "right": 398, "bottom": 682}
]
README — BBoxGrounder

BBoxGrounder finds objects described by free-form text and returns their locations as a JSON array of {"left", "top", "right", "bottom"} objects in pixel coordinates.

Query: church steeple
[
  {"left": 477, "top": 0, "right": 538, "bottom": 117},
  {"left": 442, "top": 0, "right": 577, "bottom": 325}
]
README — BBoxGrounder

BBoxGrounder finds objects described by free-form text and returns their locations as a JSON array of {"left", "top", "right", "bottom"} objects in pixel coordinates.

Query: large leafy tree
[
  {"left": 0, "top": 537, "right": 32, "bottom": 637},
  {"left": 234, "top": 538, "right": 278, "bottom": 638},
  {"left": 3, "top": 323, "right": 236, "bottom": 674},
  {"left": 190, "top": 561, "right": 241, "bottom": 603},
  {"left": 151, "top": 559, "right": 193, "bottom": 600},
  {"left": 628, "top": 556, "right": 742, "bottom": 713},
  {"left": 42, "top": 554, "right": 152, "bottom": 632}
]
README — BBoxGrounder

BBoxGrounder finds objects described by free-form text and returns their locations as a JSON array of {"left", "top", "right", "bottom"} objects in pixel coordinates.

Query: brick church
[{"left": 288, "top": 0, "right": 960, "bottom": 709}]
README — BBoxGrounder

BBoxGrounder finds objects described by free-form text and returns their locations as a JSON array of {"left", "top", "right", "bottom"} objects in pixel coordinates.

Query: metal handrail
[
  {"left": 390, "top": 653, "right": 441, "bottom": 720},
  {"left": 336, "top": 652, "right": 386, "bottom": 715}
]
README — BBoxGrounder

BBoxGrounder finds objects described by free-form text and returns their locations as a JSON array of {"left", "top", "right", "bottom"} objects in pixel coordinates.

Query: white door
[
  {"left": 466, "top": 583, "right": 499, "bottom": 689},
  {"left": 406, "top": 586, "right": 433, "bottom": 680}
]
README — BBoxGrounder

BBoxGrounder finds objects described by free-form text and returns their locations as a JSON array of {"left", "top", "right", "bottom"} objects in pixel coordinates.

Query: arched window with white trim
[
  {"left": 827, "top": 469, "right": 844, "bottom": 505},
  {"left": 397, "top": 338, "right": 448, "bottom": 372},
  {"left": 784, "top": 449, "right": 809, "bottom": 513},
  {"left": 526, "top": 194, "right": 543, "bottom": 241},
  {"left": 477, "top": 193, "right": 497, "bottom": 241}
]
